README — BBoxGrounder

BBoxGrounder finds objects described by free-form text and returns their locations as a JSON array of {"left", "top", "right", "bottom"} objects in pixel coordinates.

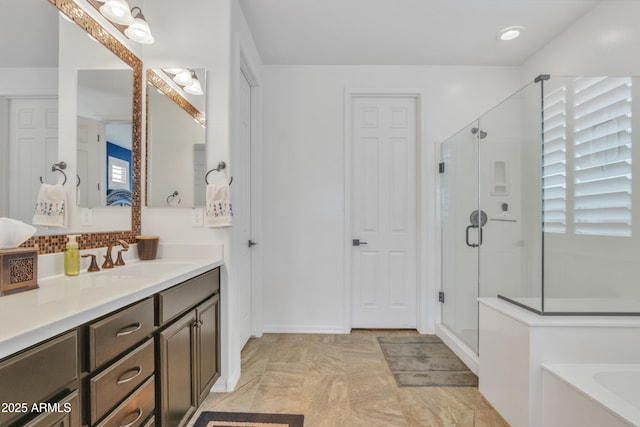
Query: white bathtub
[{"left": 543, "top": 364, "right": 640, "bottom": 427}]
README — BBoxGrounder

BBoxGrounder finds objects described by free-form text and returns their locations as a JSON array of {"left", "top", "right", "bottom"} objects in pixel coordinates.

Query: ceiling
[{"left": 238, "top": 0, "right": 600, "bottom": 66}]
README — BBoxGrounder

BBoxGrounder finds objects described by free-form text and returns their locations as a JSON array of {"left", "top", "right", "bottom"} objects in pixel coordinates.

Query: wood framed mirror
[
  {"left": 145, "top": 68, "right": 207, "bottom": 208},
  {"left": 19, "top": 0, "right": 142, "bottom": 253}
]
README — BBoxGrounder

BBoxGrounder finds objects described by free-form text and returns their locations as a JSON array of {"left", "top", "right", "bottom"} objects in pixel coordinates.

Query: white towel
[
  {"left": 205, "top": 184, "right": 233, "bottom": 227},
  {"left": 32, "top": 184, "right": 67, "bottom": 228}
]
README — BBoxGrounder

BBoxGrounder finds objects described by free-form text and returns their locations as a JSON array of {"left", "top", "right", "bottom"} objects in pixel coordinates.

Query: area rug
[
  {"left": 193, "top": 411, "right": 304, "bottom": 427},
  {"left": 377, "top": 335, "right": 478, "bottom": 387}
]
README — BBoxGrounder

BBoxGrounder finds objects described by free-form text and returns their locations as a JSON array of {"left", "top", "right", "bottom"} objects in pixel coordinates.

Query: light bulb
[{"left": 99, "top": 0, "right": 134, "bottom": 25}]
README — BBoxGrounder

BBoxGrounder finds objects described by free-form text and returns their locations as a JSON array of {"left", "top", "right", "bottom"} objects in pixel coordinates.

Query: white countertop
[
  {"left": 0, "top": 255, "right": 223, "bottom": 360},
  {"left": 478, "top": 297, "right": 640, "bottom": 328}
]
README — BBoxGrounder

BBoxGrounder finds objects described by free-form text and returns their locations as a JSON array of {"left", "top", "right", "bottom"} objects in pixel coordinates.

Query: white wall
[
  {"left": 522, "top": 1, "right": 640, "bottom": 80},
  {"left": 260, "top": 65, "right": 521, "bottom": 333},
  {"left": 520, "top": 0, "right": 640, "bottom": 305},
  {"left": 141, "top": 0, "right": 263, "bottom": 391}
]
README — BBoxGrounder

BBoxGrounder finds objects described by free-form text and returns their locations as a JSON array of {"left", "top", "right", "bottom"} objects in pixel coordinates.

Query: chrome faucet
[{"left": 102, "top": 240, "right": 130, "bottom": 269}]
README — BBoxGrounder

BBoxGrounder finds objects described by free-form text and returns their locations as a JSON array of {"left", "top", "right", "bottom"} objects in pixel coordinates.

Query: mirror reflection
[
  {"left": 0, "top": 0, "right": 59, "bottom": 228},
  {"left": 146, "top": 68, "right": 207, "bottom": 207},
  {"left": 77, "top": 69, "right": 133, "bottom": 208},
  {"left": 0, "top": 0, "right": 136, "bottom": 235}
]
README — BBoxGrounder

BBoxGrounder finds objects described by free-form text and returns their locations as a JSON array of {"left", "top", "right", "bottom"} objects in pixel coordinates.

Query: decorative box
[{"left": 0, "top": 248, "right": 39, "bottom": 296}]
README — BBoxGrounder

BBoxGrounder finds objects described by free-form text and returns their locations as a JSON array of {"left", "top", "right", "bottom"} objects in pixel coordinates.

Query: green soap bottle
[{"left": 64, "top": 235, "right": 80, "bottom": 276}]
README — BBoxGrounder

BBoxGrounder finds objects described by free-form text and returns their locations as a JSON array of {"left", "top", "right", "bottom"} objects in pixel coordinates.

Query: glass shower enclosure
[{"left": 440, "top": 75, "right": 640, "bottom": 355}]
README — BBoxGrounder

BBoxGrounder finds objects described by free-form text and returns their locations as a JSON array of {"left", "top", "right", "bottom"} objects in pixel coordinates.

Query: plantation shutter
[
  {"left": 542, "top": 86, "right": 567, "bottom": 233},
  {"left": 572, "top": 76, "right": 632, "bottom": 237}
]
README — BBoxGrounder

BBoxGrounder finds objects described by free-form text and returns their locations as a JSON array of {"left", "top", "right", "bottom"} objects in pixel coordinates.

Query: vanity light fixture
[
  {"left": 183, "top": 71, "right": 203, "bottom": 96},
  {"left": 498, "top": 26, "right": 524, "bottom": 41},
  {"left": 162, "top": 69, "right": 204, "bottom": 96},
  {"left": 94, "top": 0, "right": 155, "bottom": 44},
  {"left": 99, "top": 0, "right": 134, "bottom": 25},
  {"left": 124, "top": 7, "right": 155, "bottom": 44},
  {"left": 173, "top": 69, "right": 193, "bottom": 86}
]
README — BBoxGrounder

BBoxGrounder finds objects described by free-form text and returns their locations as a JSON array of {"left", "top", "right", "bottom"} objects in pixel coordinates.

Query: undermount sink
[{"left": 100, "top": 261, "right": 193, "bottom": 277}]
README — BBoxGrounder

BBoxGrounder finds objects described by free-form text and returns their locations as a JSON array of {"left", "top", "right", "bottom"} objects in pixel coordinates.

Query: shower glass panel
[
  {"left": 478, "top": 79, "right": 543, "bottom": 312},
  {"left": 530, "top": 76, "right": 640, "bottom": 314},
  {"left": 441, "top": 75, "right": 640, "bottom": 345},
  {"left": 440, "top": 121, "right": 480, "bottom": 353}
]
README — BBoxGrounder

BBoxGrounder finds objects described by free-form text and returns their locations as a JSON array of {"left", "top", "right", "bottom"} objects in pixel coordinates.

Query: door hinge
[
  {"left": 438, "top": 162, "right": 445, "bottom": 174},
  {"left": 438, "top": 291, "right": 445, "bottom": 303}
]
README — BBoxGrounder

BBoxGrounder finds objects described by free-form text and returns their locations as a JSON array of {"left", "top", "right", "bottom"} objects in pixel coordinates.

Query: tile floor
[{"left": 192, "top": 331, "right": 509, "bottom": 427}]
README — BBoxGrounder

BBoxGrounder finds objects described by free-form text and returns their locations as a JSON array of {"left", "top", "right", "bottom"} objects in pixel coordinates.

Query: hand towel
[
  {"left": 32, "top": 183, "right": 67, "bottom": 228},
  {"left": 205, "top": 184, "right": 233, "bottom": 227}
]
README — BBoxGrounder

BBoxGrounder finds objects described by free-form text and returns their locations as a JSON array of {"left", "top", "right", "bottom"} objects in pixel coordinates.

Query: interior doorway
[{"left": 349, "top": 94, "right": 419, "bottom": 329}]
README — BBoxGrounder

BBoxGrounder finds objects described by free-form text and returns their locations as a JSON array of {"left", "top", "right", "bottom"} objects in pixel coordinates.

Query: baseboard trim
[
  {"left": 262, "top": 325, "right": 348, "bottom": 334},
  {"left": 435, "top": 323, "right": 479, "bottom": 375},
  {"left": 212, "top": 368, "right": 241, "bottom": 393}
]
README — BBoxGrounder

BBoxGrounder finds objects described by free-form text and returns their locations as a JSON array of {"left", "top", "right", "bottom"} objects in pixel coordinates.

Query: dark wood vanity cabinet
[
  {"left": 196, "top": 294, "right": 220, "bottom": 405},
  {"left": 0, "top": 331, "right": 80, "bottom": 427},
  {"left": 0, "top": 266, "right": 220, "bottom": 427},
  {"left": 157, "top": 310, "right": 197, "bottom": 427},
  {"left": 156, "top": 268, "right": 221, "bottom": 427},
  {"left": 83, "top": 297, "right": 156, "bottom": 427}
]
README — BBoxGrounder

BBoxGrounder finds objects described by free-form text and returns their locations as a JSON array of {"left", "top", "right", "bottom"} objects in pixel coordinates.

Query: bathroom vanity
[{"left": 0, "top": 257, "right": 222, "bottom": 427}]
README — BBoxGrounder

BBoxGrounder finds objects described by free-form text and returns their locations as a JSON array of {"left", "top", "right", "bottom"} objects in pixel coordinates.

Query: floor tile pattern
[{"left": 191, "top": 331, "right": 509, "bottom": 427}]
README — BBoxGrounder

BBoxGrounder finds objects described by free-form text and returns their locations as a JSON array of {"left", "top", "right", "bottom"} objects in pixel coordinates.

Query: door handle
[
  {"left": 352, "top": 239, "right": 368, "bottom": 246},
  {"left": 465, "top": 225, "right": 483, "bottom": 247},
  {"left": 248, "top": 240, "right": 257, "bottom": 248}
]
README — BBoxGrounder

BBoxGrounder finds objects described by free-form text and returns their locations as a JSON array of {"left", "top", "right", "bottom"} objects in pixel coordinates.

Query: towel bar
[
  {"left": 205, "top": 161, "right": 233, "bottom": 185},
  {"left": 39, "top": 162, "right": 67, "bottom": 185}
]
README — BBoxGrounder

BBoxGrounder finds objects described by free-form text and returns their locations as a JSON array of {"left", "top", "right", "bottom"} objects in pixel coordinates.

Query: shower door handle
[{"left": 465, "top": 225, "right": 483, "bottom": 248}]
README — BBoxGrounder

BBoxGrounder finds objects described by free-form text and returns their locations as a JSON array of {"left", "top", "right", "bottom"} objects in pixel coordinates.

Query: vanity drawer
[
  {"left": 157, "top": 268, "right": 219, "bottom": 325},
  {"left": 96, "top": 376, "right": 155, "bottom": 427},
  {"left": 89, "top": 338, "right": 155, "bottom": 425},
  {"left": 0, "top": 331, "right": 77, "bottom": 427},
  {"left": 23, "top": 390, "right": 80, "bottom": 427},
  {"left": 88, "top": 298, "right": 155, "bottom": 371}
]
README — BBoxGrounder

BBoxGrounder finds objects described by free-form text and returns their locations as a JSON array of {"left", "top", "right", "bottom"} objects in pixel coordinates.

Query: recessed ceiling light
[{"left": 499, "top": 26, "right": 524, "bottom": 41}]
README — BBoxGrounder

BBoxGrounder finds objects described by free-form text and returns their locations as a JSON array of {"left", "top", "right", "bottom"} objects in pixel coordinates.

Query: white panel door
[
  {"left": 351, "top": 96, "right": 417, "bottom": 328},
  {"left": 9, "top": 98, "right": 58, "bottom": 223},
  {"left": 77, "top": 116, "right": 104, "bottom": 208},
  {"left": 236, "top": 70, "right": 253, "bottom": 348}
]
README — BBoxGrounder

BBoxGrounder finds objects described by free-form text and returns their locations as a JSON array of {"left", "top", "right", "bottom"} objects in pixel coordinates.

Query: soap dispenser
[{"left": 64, "top": 235, "right": 80, "bottom": 276}]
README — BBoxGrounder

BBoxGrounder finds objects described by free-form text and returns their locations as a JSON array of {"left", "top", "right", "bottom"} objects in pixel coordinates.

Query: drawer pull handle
[
  {"left": 116, "top": 323, "right": 142, "bottom": 337},
  {"left": 116, "top": 366, "right": 143, "bottom": 385},
  {"left": 119, "top": 408, "right": 143, "bottom": 427}
]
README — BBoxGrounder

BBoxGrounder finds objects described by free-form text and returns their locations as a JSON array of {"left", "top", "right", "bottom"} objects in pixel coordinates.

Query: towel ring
[
  {"left": 40, "top": 162, "right": 67, "bottom": 185},
  {"left": 166, "top": 190, "right": 181, "bottom": 205},
  {"left": 205, "top": 161, "right": 233, "bottom": 185}
]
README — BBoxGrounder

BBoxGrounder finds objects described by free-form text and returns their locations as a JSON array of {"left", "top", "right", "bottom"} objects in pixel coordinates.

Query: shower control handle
[{"left": 465, "top": 225, "right": 483, "bottom": 248}]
